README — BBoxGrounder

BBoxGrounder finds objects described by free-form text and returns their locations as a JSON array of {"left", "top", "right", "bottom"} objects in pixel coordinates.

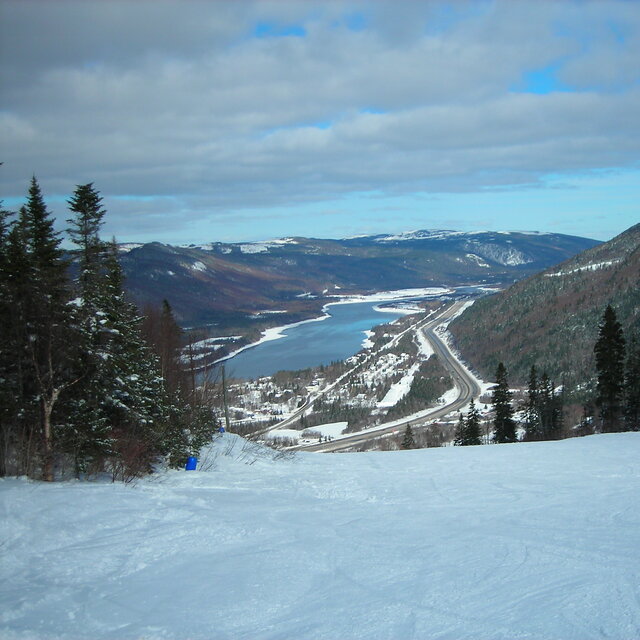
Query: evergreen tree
[
  {"left": 401, "top": 425, "right": 416, "bottom": 449},
  {"left": 492, "top": 362, "right": 517, "bottom": 443},
  {"left": 0, "top": 208, "right": 34, "bottom": 475},
  {"left": 624, "top": 334, "right": 640, "bottom": 431},
  {"left": 454, "top": 400, "right": 482, "bottom": 446},
  {"left": 464, "top": 399, "right": 482, "bottom": 445},
  {"left": 66, "top": 183, "right": 107, "bottom": 299},
  {"left": 523, "top": 365, "right": 542, "bottom": 440},
  {"left": 538, "top": 373, "right": 555, "bottom": 439},
  {"left": 19, "top": 179, "right": 77, "bottom": 480},
  {"left": 60, "top": 184, "right": 112, "bottom": 474},
  {"left": 2, "top": 179, "right": 214, "bottom": 479},
  {"left": 453, "top": 414, "right": 465, "bottom": 446},
  {"left": 98, "top": 241, "right": 170, "bottom": 479},
  {"left": 0, "top": 202, "right": 15, "bottom": 476},
  {"left": 594, "top": 305, "right": 626, "bottom": 432}
]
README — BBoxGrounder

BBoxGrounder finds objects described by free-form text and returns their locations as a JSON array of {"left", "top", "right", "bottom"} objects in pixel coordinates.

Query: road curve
[
  {"left": 253, "top": 301, "right": 445, "bottom": 437},
  {"left": 296, "top": 300, "right": 482, "bottom": 452}
]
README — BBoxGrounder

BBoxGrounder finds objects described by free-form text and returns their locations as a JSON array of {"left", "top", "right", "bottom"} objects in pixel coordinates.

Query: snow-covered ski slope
[{"left": 2, "top": 433, "right": 639, "bottom": 640}]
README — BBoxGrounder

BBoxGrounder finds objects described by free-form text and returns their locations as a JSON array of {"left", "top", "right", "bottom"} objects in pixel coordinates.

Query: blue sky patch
[
  {"left": 512, "top": 62, "right": 571, "bottom": 94},
  {"left": 254, "top": 22, "right": 306, "bottom": 39}
]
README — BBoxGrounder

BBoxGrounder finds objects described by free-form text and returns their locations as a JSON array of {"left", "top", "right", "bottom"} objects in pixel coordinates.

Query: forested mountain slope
[
  {"left": 118, "top": 230, "right": 598, "bottom": 329},
  {"left": 449, "top": 223, "right": 640, "bottom": 388}
]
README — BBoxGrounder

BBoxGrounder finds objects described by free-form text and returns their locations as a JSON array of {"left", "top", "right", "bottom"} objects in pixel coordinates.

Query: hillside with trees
[
  {"left": 0, "top": 179, "right": 213, "bottom": 481},
  {"left": 449, "top": 223, "right": 640, "bottom": 392},
  {"left": 118, "top": 230, "right": 599, "bottom": 329}
]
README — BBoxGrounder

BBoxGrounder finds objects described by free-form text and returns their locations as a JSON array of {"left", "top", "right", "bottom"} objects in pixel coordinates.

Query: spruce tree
[
  {"left": 67, "top": 183, "right": 107, "bottom": 299},
  {"left": 401, "top": 424, "right": 416, "bottom": 449},
  {"left": 539, "top": 373, "right": 555, "bottom": 439},
  {"left": 594, "top": 305, "right": 626, "bottom": 432},
  {"left": 0, "top": 209, "right": 34, "bottom": 475},
  {"left": 454, "top": 400, "right": 482, "bottom": 446},
  {"left": 464, "top": 398, "right": 482, "bottom": 445},
  {"left": 20, "top": 179, "right": 77, "bottom": 480},
  {"left": 492, "top": 362, "right": 517, "bottom": 443},
  {"left": 523, "top": 365, "right": 542, "bottom": 440},
  {"left": 0, "top": 202, "right": 15, "bottom": 475},
  {"left": 60, "top": 183, "right": 112, "bottom": 474},
  {"left": 98, "top": 241, "right": 170, "bottom": 478}
]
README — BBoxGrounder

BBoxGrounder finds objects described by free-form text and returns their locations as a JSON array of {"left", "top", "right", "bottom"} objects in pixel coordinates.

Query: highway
[
  {"left": 294, "top": 300, "right": 482, "bottom": 452},
  {"left": 252, "top": 302, "right": 442, "bottom": 437}
]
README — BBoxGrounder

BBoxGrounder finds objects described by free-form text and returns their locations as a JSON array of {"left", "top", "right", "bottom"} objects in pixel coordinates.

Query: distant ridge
[
  {"left": 449, "top": 223, "right": 640, "bottom": 387},
  {"left": 117, "top": 229, "right": 600, "bottom": 330}
]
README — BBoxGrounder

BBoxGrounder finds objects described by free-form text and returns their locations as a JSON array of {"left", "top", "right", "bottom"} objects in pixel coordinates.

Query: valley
[
  {"left": 118, "top": 229, "right": 599, "bottom": 346},
  {"left": 220, "top": 294, "right": 491, "bottom": 451}
]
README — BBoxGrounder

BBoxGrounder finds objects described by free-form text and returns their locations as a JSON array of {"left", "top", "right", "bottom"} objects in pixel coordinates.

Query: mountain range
[
  {"left": 449, "top": 223, "right": 640, "bottom": 389},
  {"left": 119, "top": 230, "right": 599, "bottom": 331}
]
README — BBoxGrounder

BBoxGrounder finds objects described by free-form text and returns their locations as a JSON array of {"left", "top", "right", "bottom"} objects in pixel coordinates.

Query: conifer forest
[{"left": 0, "top": 179, "right": 214, "bottom": 481}]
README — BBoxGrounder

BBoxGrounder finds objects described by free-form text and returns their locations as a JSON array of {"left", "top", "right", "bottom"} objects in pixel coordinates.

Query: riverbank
[{"left": 215, "top": 286, "right": 453, "bottom": 369}]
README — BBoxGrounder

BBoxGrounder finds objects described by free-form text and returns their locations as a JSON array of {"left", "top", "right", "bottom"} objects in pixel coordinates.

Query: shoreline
[{"left": 215, "top": 286, "right": 455, "bottom": 369}]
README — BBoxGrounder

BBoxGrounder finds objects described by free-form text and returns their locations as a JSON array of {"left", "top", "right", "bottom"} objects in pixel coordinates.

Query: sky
[{"left": 1, "top": 0, "right": 639, "bottom": 245}]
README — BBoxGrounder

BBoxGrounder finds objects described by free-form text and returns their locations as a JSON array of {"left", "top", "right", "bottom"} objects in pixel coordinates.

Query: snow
[
  {"left": 465, "top": 253, "right": 490, "bottom": 267},
  {"left": 545, "top": 259, "right": 621, "bottom": 277},
  {"left": 190, "top": 261, "right": 207, "bottom": 272},
  {"left": 116, "top": 243, "right": 143, "bottom": 253},
  {"left": 464, "top": 241, "right": 532, "bottom": 266},
  {"left": 415, "top": 324, "right": 434, "bottom": 358},
  {"left": 361, "top": 329, "right": 375, "bottom": 349},
  {"left": 437, "top": 385, "right": 460, "bottom": 407},
  {"left": 329, "top": 287, "right": 451, "bottom": 304},
  {"left": 377, "top": 362, "right": 420, "bottom": 408},
  {"left": 263, "top": 428, "right": 302, "bottom": 441},
  {"left": 267, "top": 422, "right": 349, "bottom": 444},
  {"left": 305, "top": 421, "right": 348, "bottom": 438},
  {"left": 238, "top": 243, "right": 269, "bottom": 253},
  {"left": 1, "top": 432, "right": 639, "bottom": 640},
  {"left": 237, "top": 239, "right": 298, "bottom": 254},
  {"left": 374, "top": 230, "right": 478, "bottom": 242}
]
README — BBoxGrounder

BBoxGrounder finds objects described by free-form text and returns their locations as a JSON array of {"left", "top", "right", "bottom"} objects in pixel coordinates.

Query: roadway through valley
[{"left": 294, "top": 299, "right": 483, "bottom": 452}]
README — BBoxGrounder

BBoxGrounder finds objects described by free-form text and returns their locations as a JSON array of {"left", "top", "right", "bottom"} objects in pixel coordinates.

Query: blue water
[{"left": 222, "top": 302, "right": 406, "bottom": 380}]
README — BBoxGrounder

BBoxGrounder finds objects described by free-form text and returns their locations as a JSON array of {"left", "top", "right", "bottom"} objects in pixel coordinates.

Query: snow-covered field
[{"left": 2, "top": 433, "right": 639, "bottom": 640}]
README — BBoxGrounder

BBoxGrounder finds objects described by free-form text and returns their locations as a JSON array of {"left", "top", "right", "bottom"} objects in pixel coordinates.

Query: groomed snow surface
[{"left": 2, "top": 433, "right": 639, "bottom": 640}]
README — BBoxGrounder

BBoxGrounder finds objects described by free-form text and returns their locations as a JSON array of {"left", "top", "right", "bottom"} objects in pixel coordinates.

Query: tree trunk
[{"left": 41, "top": 387, "right": 61, "bottom": 482}]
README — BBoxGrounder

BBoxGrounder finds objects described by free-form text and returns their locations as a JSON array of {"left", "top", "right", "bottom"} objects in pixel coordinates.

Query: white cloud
[{"left": 1, "top": 0, "right": 638, "bottom": 242}]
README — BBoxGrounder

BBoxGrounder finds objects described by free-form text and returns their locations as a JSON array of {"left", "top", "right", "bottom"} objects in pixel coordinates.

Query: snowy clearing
[
  {"left": 1, "top": 433, "right": 639, "bottom": 640},
  {"left": 545, "top": 259, "right": 621, "bottom": 277}
]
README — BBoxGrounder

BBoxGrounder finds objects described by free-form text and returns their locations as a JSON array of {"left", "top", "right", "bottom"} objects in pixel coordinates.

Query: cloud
[{"left": 1, "top": 0, "right": 638, "bottom": 241}]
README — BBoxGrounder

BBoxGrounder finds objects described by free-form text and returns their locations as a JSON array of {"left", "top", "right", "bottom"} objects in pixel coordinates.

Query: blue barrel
[{"left": 185, "top": 456, "right": 197, "bottom": 471}]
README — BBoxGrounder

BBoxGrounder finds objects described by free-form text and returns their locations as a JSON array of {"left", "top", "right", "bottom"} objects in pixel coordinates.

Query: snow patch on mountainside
[
  {"left": 190, "top": 261, "right": 207, "bottom": 272},
  {"left": 238, "top": 243, "right": 269, "bottom": 254},
  {"left": 374, "top": 229, "right": 479, "bottom": 242},
  {"left": 463, "top": 241, "right": 533, "bottom": 266},
  {"left": 464, "top": 253, "right": 490, "bottom": 267},
  {"left": 545, "top": 259, "right": 621, "bottom": 277},
  {"left": 117, "top": 243, "right": 143, "bottom": 253}
]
